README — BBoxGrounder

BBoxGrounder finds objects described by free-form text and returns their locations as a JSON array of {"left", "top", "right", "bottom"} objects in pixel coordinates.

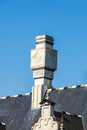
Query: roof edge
[
  {"left": 57, "top": 110, "right": 82, "bottom": 118},
  {"left": 55, "top": 84, "right": 87, "bottom": 91},
  {"left": 0, "top": 92, "right": 31, "bottom": 100}
]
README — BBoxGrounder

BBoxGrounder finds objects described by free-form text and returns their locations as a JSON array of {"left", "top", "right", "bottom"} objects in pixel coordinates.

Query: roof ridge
[
  {"left": 55, "top": 84, "right": 87, "bottom": 91},
  {"left": 0, "top": 92, "right": 31, "bottom": 100}
]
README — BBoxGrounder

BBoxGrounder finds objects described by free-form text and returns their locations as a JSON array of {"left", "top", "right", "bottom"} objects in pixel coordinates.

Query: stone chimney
[{"left": 30, "top": 35, "right": 57, "bottom": 109}]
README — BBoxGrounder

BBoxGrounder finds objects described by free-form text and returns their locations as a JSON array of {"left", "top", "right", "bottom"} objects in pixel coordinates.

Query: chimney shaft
[{"left": 30, "top": 35, "right": 57, "bottom": 109}]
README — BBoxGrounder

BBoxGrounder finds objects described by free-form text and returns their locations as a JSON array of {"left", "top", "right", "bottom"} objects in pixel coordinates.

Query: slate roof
[
  {"left": 54, "top": 111, "right": 84, "bottom": 130},
  {"left": 0, "top": 84, "right": 87, "bottom": 130},
  {"left": 50, "top": 85, "right": 87, "bottom": 116}
]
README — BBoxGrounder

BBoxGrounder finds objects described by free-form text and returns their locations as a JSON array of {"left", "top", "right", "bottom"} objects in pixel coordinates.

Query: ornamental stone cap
[{"left": 35, "top": 35, "right": 54, "bottom": 45}]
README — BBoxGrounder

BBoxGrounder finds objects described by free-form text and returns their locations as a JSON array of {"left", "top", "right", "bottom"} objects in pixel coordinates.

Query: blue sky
[{"left": 0, "top": 0, "right": 87, "bottom": 96}]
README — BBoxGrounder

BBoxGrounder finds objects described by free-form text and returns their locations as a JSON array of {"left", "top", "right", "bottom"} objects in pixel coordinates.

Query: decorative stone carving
[
  {"left": 32, "top": 104, "right": 59, "bottom": 130},
  {"left": 32, "top": 117, "right": 58, "bottom": 130}
]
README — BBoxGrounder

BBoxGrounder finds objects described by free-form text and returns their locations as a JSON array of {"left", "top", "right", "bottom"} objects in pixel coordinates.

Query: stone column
[{"left": 30, "top": 35, "right": 57, "bottom": 109}]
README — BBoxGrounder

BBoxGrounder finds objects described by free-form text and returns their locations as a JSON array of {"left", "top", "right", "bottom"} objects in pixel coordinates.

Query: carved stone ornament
[
  {"left": 32, "top": 104, "right": 59, "bottom": 130},
  {"left": 32, "top": 116, "right": 58, "bottom": 130}
]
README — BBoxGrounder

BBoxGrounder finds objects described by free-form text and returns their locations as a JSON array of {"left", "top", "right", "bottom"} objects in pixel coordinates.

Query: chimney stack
[{"left": 30, "top": 35, "right": 57, "bottom": 109}]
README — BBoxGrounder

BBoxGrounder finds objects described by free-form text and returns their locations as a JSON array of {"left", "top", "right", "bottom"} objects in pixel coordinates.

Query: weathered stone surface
[
  {"left": 33, "top": 69, "right": 53, "bottom": 79},
  {"left": 30, "top": 48, "right": 57, "bottom": 71},
  {"left": 30, "top": 35, "right": 57, "bottom": 109}
]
